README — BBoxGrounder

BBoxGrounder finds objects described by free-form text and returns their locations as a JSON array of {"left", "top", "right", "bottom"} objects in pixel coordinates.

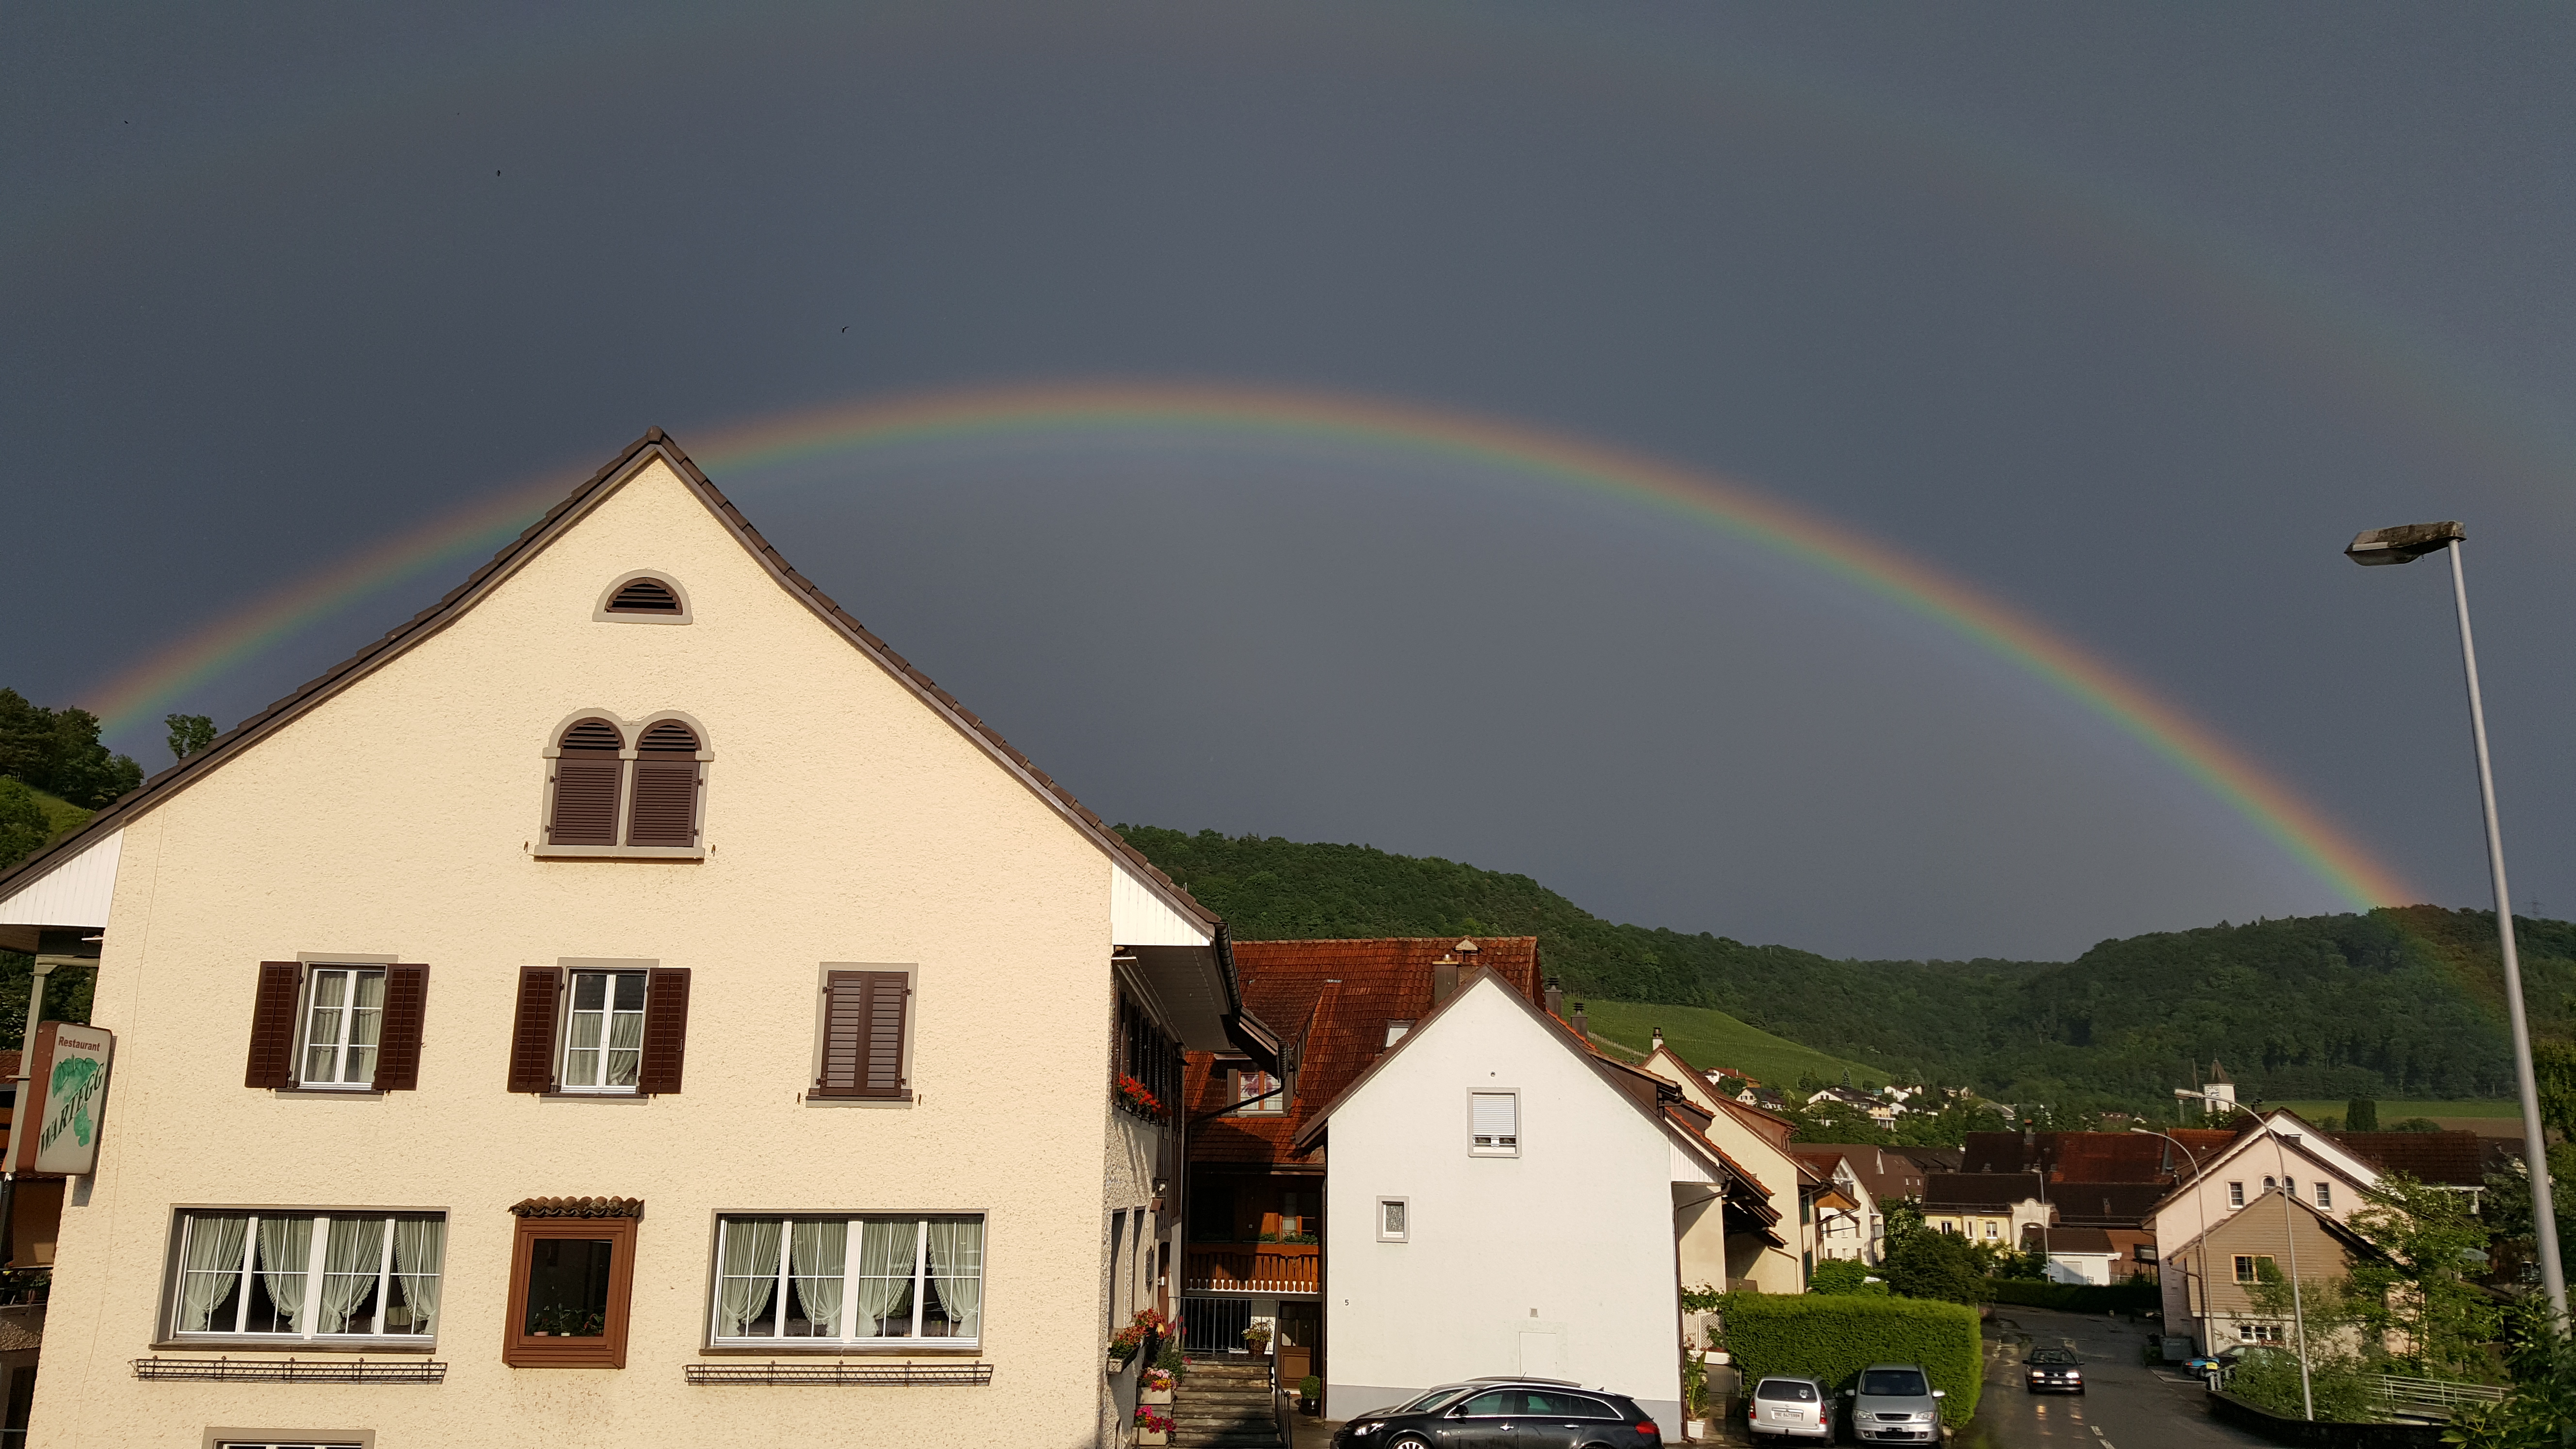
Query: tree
[
  {"left": 2238, "top": 1266, "right": 2380, "bottom": 1421},
  {"left": 2345, "top": 1173, "right": 2499, "bottom": 1379},
  {"left": 1880, "top": 1201, "right": 1994, "bottom": 1304},
  {"left": 2346, "top": 1097, "right": 2380, "bottom": 1132},
  {"left": 0, "top": 690, "right": 141, "bottom": 808},
  {"left": 0, "top": 780, "right": 48, "bottom": 872},
  {"left": 1806, "top": 1257, "right": 1888, "bottom": 1296},
  {"left": 164, "top": 713, "right": 215, "bottom": 763}
]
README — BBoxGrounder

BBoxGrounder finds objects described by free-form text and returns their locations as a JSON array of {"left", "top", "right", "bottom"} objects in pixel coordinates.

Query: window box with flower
[
  {"left": 1136, "top": 1403, "right": 1174, "bottom": 1445},
  {"left": 1109, "top": 1306, "right": 1173, "bottom": 1367},
  {"left": 1115, "top": 1075, "right": 1167, "bottom": 1121}
]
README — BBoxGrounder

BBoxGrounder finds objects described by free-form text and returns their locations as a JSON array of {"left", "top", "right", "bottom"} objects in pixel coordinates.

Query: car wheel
[{"left": 1387, "top": 1437, "right": 1431, "bottom": 1449}]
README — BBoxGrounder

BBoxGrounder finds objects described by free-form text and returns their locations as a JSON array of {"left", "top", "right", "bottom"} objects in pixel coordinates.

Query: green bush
[
  {"left": 1806, "top": 1258, "right": 1888, "bottom": 1296},
  {"left": 1720, "top": 1293, "right": 1982, "bottom": 1426},
  {"left": 1983, "top": 1277, "right": 2159, "bottom": 1314}
]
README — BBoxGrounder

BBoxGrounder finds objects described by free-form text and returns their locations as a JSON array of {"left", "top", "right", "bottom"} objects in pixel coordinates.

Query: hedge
[
  {"left": 1720, "top": 1294, "right": 1981, "bottom": 1426},
  {"left": 1983, "top": 1278, "right": 2159, "bottom": 1315}
]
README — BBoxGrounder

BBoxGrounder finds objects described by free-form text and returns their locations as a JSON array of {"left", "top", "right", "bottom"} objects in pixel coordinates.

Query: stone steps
[{"left": 1172, "top": 1361, "right": 1284, "bottom": 1449}]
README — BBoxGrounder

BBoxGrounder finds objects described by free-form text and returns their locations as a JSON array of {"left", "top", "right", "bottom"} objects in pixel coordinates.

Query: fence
[
  {"left": 1184, "top": 1245, "right": 1320, "bottom": 1295},
  {"left": 2367, "top": 1375, "right": 2507, "bottom": 1422},
  {"left": 1181, "top": 1296, "right": 1253, "bottom": 1356}
]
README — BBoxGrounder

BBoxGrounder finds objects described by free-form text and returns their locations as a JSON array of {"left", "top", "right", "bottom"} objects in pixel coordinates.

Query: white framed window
[
  {"left": 169, "top": 1211, "right": 444, "bottom": 1342},
  {"left": 300, "top": 967, "right": 385, "bottom": 1089},
  {"left": 2227, "top": 1181, "right": 2245, "bottom": 1208},
  {"left": 2314, "top": 1181, "right": 2333, "bottom": 1209},
  {"left": 1378, "top": 1198, "right": 1409, "bottom": 1242},
  {"left": 1983, "top": 1222, "right": 1998, "bottom": 1240},
  {"left": 2239, "top": 1322, "right": 2284, "bottom": 1344},
  {"left": 1384, "top": 1020, "right": 1413, "bottom": 1046},
  {"left": 2263, "top": 1175, "right": 2277, "bottom": 1194},
  {"left": 1231, "top": 1068, "right": 1285, "bottom": 1116},
  {"left": 213, "top": 1440, "right": 369, "bottom": 1449},
  {"left": 710, "top": 1215, "right": 983, "bottom": 1346},
  {"left": 1470, "top": 1092, "right": 1519, "bottom": 1156},
  {"left": 2233, "top": 1254, "right": 2275, "bottom": 1284},
  {"left": 563, "top": 970, "right": 647, "bottom": 1092}
]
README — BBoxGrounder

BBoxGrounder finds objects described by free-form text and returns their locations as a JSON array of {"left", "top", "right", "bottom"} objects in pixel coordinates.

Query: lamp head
[{"left": 2346, "top": 521, "right": 2464, "bottom": 565}]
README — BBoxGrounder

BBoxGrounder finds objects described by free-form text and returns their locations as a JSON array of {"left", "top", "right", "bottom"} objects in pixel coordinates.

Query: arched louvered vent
[
  {"left": 606, "top": 577, "right": 683, "bottom": 613},
  {"left": 627, "top": 719, "right": 703, "bottom": 847},
  {"left": 548, "top": 719, "right": 625, "bottom": 845}
]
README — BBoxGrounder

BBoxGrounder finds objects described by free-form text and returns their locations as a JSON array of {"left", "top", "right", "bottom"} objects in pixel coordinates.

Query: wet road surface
[{"left": 1952, "top": 1308, "right": 2267, "bottom": 1449}]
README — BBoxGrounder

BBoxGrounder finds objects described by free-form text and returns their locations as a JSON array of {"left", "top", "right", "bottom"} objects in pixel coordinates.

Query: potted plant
[
  {"left": 1136, "top": 1404, "right": 1174, "bottom": 1446},
  {"left": 1299, "top": 1375, "right": 1322, "bottom": 1415},
  {"left": 1143, "top": 1367, "right": 1175, "bottom": 1404},
  {"left": 1680, "top": 1347, "right": 1708, "bottom": 1441},
  {"left": 1243, "top": 1321, "right": 1273, "bottom": 1356},
  {"left": 1108, "top": 1307, "right": 1171, "bottom": 1371}
]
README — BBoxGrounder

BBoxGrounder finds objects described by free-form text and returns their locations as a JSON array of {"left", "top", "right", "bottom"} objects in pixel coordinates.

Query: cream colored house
[
  {"left": 1637, "top": 1043, "right": 1809, "bottom": 1294},
  {"left": 0, "top": 432, "right": 1276, "bottom": 1449}
]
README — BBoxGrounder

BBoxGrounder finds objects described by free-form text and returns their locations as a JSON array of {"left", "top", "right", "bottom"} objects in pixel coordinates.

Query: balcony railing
[{"left": 1184, "top": 1243, "right": 1319, "bottom": 1295}]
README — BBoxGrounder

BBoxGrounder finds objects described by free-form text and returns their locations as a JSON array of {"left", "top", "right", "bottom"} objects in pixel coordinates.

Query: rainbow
[{"left": 82, "top": 380, "right": 2413, "bottom": 907}]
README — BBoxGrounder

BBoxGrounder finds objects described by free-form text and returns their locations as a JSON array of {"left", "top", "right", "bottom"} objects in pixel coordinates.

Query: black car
[
  {"left": 1333, "top": 1379, "right": 1662, "bottom": 1449},
  {"left": 2025, "top": 1348, "right": 2085, "bottom": 1394}
]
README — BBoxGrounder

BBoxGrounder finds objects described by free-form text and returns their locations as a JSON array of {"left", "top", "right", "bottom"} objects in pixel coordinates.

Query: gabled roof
[
  {"left": 1286, "top": 969, "right": 1744, "bottom": 1192},
  {"left": 2050, "top": 1183, "right": 2173, "bottom": 1228},
  {"left": 2332, "top": 1131, "right": 2488, "bottom": 1188},
  {"left": 1923, "top": 1172, "right": 2046, "bottom": 1210},
  {"left": 2045, "top": 1226, "right": 2118, "bottom": 1256},
  {"left": 2148, "top": 1110, "right": 2384, "bottom": 1217},
  {"left": 0, "top": 431, "right": 1218, "bottom": 946},
  {"left": 1185, "top": 938, "right": 1540, "bottom": 1167}
]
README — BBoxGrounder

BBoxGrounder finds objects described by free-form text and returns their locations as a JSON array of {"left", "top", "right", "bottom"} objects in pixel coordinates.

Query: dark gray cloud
[{"left": 6, "top": 2, "right": 2572, "bottom": 959}]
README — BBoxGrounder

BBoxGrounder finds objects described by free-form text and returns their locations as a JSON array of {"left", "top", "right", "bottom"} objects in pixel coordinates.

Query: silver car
[
  {"left": 1839, "top": 1363, "right": 1945, "bottom": 1445},
  {"left": 1746, "top": 1375, "right": 1830, "bottom": 1442}
]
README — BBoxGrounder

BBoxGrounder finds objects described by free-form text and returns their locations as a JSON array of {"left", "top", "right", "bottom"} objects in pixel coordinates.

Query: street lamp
[
  {"left": 2271, "top": 1126, "right": 2316, "bottom": 1422},
  {"left": 2129, "top": 1127, "right": 2209, "bottom": 1338},
  {"left": 2346, "top": 520, "right": 2567, "bottom": 1323}
]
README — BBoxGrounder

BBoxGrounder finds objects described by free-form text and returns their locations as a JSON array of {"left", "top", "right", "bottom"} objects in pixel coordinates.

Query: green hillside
[
  {"left": 1579, "top": 998, "right": 1876, "bottom": 1087},
  {"left": 1122, "top": 826, "right": 2554, "bottom": 1113}
]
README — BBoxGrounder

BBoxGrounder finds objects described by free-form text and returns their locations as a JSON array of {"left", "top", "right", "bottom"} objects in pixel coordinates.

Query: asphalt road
[{"left": 1952, "top": 1308, "right": 2268, "bottom": 1449}]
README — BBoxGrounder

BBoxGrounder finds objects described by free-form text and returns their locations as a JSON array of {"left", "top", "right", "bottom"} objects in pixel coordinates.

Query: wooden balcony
[{"left": 1183, "top": 1242, "right": 1320, "bottom": 1295}]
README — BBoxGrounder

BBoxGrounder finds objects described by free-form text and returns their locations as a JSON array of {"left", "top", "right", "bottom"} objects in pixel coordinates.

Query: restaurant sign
[{"left": 14, "top": 1022, "right": 115, "bottom": 1176}]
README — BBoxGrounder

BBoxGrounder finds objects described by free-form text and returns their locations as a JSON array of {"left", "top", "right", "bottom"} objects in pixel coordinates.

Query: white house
[
  {"left": 1291, "top": 971, "right": 1758, "bottom": 1427},
  {"left": 1788, "top": 1146, "right": 1879, "bottom": 1266}
]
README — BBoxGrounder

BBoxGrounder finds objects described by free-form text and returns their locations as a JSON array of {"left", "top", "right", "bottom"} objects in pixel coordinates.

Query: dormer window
[{"left": 595, "top": 572, "right": 692, "bottom": 624}]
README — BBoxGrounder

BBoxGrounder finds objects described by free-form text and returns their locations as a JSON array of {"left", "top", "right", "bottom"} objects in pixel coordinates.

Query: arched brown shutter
[
  {"left": 371, "top": 964, "right": 430, "bottom": 1091},
  {"left": 508, "top": 966, "right": 563, "bottom": 1093},
  {"left": 637, "top": 967, "right": 691, "bottom": 1094},
  {"left": 244, "top": 962, "right": 303, "bottom": 1089},
  {"left": 626, "top": 721, "right": 701, "bottom": 847},
  {"left": 548, "top": 719, "right": 625, "bottom": 846},
  {"left": 814, "top": 970, "right": 911, "bottom": 1100},
  {"left": 607, "top": 577, "right": 682, "bottom": 613}
]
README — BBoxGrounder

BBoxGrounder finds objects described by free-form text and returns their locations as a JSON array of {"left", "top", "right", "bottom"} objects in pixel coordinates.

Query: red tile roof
[
  {"left": 1185, "top": 938, "right": 1540, "bottom": 1167},
  {"left": 1962, "top": 1128, "right": 2241, "bottom": 1182},
  {"left": 2333, "top": 1131, "right": 2487, "bottom": 1188}
]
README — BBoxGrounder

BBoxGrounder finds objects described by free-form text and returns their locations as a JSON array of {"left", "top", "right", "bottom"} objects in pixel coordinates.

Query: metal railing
[
  {"left": 131, "top": 1356, "right": 445, "bottom": 1382},
  {"left": 1180, "top": 1296, "right": 1253, "bottom": 1355},
  {"left": 2367, "top": 1374, "right": 2507, "bottom": 1421},
  {"left": 685, "top": 1360, "right": 993, "bottom": 1385}
]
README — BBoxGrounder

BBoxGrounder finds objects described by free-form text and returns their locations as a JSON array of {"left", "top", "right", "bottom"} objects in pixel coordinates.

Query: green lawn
[
  {"left": 2272, "top": 1099, "right": 2519, "bottom": 1121},
  {"left": 1578, "top": 998, "right": 1879, "bottom": 1087},
  {"left": 31, "top": 787, "right": 90, "bottom": 839}
]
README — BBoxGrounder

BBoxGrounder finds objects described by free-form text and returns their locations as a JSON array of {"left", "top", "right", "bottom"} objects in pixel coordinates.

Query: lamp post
[
  {"left": 2346, "top": 520, "right": 2567, "bottom": 1322},
  {"left": 2270, "top": 1123, "right": 2315, "bottom": 1422},
  {"left": 2130, "top": 1127, "right": 2208, "bottom": 1338}
]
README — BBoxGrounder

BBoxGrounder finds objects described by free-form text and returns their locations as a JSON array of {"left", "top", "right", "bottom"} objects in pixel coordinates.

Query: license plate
[{"left": 1768, "top": 1409, "right": 1797, "bottom": 1420}]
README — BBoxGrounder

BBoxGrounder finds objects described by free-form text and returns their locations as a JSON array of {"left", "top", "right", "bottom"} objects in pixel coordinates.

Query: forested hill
[{"left": 1117, "top": 826, "right": 2576, "bottom": 1111}]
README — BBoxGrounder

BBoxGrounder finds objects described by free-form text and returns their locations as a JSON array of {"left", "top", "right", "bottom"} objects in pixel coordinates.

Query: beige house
[
  {"left": 0, "top": 432, "right": 1275, "bottom": 1449},
  {"left": 1637, "top": 1042, "right": 1810, "bottom": 1293}
]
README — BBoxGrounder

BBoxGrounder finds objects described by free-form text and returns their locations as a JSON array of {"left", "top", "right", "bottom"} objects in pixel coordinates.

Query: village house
[
  {"left": 0, "top": 432, "right": 1276, "bottom": 1449},
  {"left": 1786, "top": 1146, "right": 1880, "bottom": 1266},
  {"left": 1635, "top": 1038, "right": 1817, "bottom": 1293},
  {"left": 2147, "top": 1111, "right": 2393, "bottom": 1352},
  {"left": 1176, "top": 936, "right": 1541, "bottom": 1386},
  {"left": 1289, "top": 970, "right": 1767, "bottom": 1427}
]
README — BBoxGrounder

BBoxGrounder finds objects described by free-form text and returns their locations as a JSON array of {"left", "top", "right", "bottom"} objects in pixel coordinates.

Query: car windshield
[
  {"left": 2029, "top": 1351, "right": 2079, "bottom": 1365},
  {"left": 1755, "top": 1380, "right": 1819, "bottom": 1402},
  {"left": 1385, "top": 1388, "right": 1469, "bottom": 1417},
  {"left": 1860, "top": 1369, "right": 1929, "bottom": 1397}
]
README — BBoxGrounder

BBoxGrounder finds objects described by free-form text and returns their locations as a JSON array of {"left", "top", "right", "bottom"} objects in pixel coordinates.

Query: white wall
[{"left": 1323, "top": 977, "right": 1687, "bottom": 1427}]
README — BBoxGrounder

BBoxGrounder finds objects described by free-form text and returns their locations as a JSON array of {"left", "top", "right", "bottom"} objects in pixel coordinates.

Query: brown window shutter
[
  {"left": 814, "top": 970, "right": 910, "bottom": 1100},
  {"left": 371, "top": 964, "right": 430, "bottom": 1091},
  {"left": 244, "top": 962, "right": 303, "bottom": 1089},
  {"left": 638, "top": 968, "right": 691, "bottom": 1095},
  {"left": 548, "top": 719, "right": 625, "bottom": 846},
  {"left": 508, "top": 966, "right": 563, "bottom": 1093},
  {"left": 626, "top": 722, "right": 701, "bottom": 847}
]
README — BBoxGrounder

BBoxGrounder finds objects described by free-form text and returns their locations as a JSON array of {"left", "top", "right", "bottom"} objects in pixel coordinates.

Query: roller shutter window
[
  {"left": 815, "top": 970, "right": 911, "bottom": 1100},
  {"left": 1470, "top": 1092, "right": 1518, "bottom": 1154},
  {"left": 548, "top": 718, "right": 625, "bottom": 846},
  {"left": 626, "top": 720, "right": 702, "bottom": 847},
  {"left": 371, "top": 964, "right": 431, "bottom": 1091},
  {"left": 244, "top": 962, "right": 303, "bottom": 1089},
  {"left": 637, "top": 967, "right": 692, "bottom": 1094},
  {"left": 508, "top": 966, "right": 564, "bottom": 1093},
  {"left": 606, "top": 576, "right": 683, "bottom": 613}
]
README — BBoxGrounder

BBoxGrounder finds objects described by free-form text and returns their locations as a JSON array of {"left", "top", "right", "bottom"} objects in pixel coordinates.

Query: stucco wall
[
  {"left": 32, "top": 460, "right": 1135, "bottom": 1449},
  {"left": 1637, "top": 1055, "right": 1802, "bottom": 1294},
  {"left": 1322, "top": 980, "right": 1684, "bottom": 1427}
]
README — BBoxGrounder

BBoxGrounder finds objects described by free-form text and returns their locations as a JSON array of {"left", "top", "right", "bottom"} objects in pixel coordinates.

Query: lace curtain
[
  {"left": 256, "top": 1216, "right": 313, "bottom": 1331},
  {"left": 177, "top": 1213, "right": 249, "bottom": 1332},
  {"left": 926, "top": 1218, "right": 983, "bottom": 1340},
  {"left": 716, "top": 1219, "right": 783, "bottom": 1336},
  {"left": 791, "top": 1221, "right": 847, "bottom": 1337},
  {"left": 852, "top": 1221, "right": 917, "bottom": 1336},
  {"left": 315, "top": 1216, "right": 386, "bottom": 1334},
  {"left": 392, "top": 1217, "right": 444, "bottom": 1334}
]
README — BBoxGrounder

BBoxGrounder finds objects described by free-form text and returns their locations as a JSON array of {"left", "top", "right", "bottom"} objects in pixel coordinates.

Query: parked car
[
  {"left": 2025, "top": 1348, "right": 2084, "bottom": 1394},
  {"left": 1745, "top": 1374, "right": 1831, "bottom": 1443},
  {"left": 1333, "top": 1379, "right": 1662, "bottom": 1449},
  {"left": 1839, "top": 1364, "right": 1945, "bottom": 1445}
]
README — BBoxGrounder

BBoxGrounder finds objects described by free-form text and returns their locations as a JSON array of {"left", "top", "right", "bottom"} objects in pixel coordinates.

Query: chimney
[
  {"left": 1651, "top": 1026, "right": 1665, "bottom": 1053},
  {"left": 1572, "top": 1001, "right": 1588, "bottom": 1041},
  {"left": 1433, "top": 953, "right": 1460, "bottom": 1006},
  {"left": 1544, "top": 977, "right": 1564, "bottom": 1019},
  {"left": 1454, "top": 938, "right": 1480, "bottom": 955}
]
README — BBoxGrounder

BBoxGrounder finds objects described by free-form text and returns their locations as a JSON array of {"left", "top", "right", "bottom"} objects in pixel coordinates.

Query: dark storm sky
[{"left": 6, "top": 3, "right": 2574, "bottom": 960}]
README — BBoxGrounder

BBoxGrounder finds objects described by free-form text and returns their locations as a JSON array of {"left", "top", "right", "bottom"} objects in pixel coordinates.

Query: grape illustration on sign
[{"left": 22, "top": 1023, "right": 115, "bottom": 1177}]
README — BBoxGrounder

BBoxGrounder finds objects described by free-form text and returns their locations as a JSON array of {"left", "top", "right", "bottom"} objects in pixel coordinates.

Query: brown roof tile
[
  {"left": 1923, "top": 1172, "right": 2046, "bottom": 1209},
  {"left": 1185, "top": 938, "right": 1540, "bottom": 1167},
  {"left": 2333, "top": 1130, "right": 2487, "bottom": 1188}
]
